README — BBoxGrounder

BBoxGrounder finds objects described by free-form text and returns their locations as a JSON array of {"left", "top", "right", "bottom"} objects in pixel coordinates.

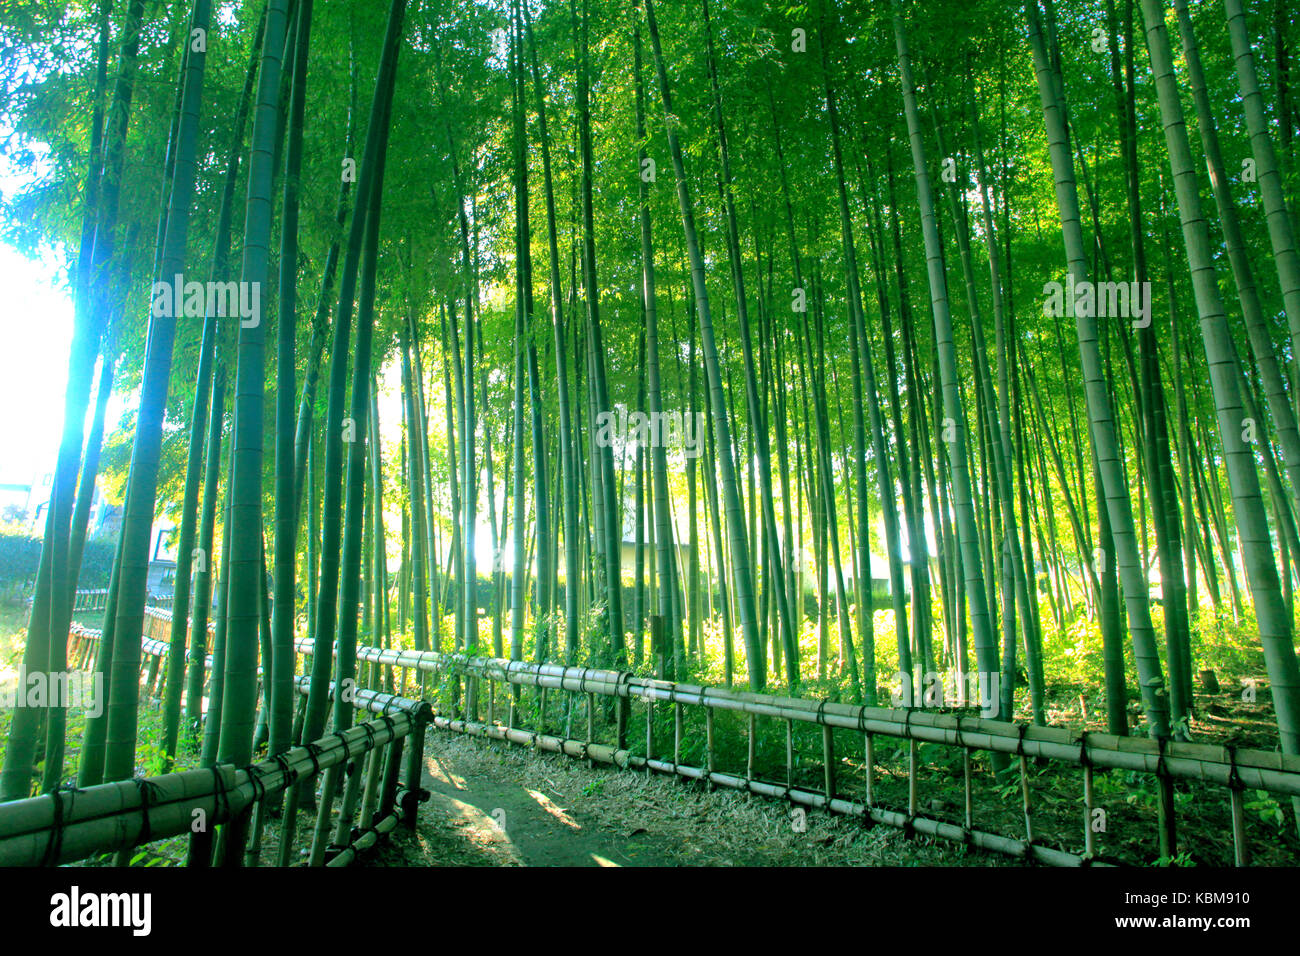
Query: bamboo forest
[{"left": 1, "top": 0, "right": 1300, "bottom": 894}]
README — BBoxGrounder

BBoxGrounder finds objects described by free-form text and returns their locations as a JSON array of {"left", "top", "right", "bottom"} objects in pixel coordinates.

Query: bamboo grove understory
[{"left": 3, "top": 0, "right": 1300, "bottom": 863}]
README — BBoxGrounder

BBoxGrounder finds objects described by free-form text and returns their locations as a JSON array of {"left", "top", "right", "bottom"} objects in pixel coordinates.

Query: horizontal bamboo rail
[
  {"left": 0, "top": 682, "right": 430, "bottom": 867},
  {"left": 293, "top": 640, "right": 1300, "bottom": 866}
]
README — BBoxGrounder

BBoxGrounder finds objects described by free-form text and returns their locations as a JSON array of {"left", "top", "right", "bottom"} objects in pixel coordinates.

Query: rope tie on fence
[
  {"left": 954, "top": 715, "right": 966, "bottom": 750},
  {"left": 304, "top": 742, "right": 326, "bottom": 778},
  {"left": 900, "top": 812, "right": 916, "bottom": 841},
  {"left": 856, "top": 705, "right": 867, "bottom": 733},
  {"left": 333, "top": 728, "right": 352, "bottom": 753},
  {"left": 1155, "top": 736, "right": 1168, "bottom": 778},
  {"left": 1078, "top": 730, "right": 1090, "bottom": 767},
  {"left": 133, "top": 777, "right": 160, "bottom": 846},
  {"left": 271, "top": 751, "right": 298, "bottom": 787},
  {"left": 41, "top": 784, "right": 78, "bottom": 867},
  {"left": 1015, "top": 722, "right": 1028, "bottom": 756},
  {"left": 212, "top": 766, "right": 230, "bottom": 828},
  {"left": 246, "top": 765, "right": 268, "bottom": 805},
  {"left": 1226, "top": 745, "right": 1243, "bottom": 790}
]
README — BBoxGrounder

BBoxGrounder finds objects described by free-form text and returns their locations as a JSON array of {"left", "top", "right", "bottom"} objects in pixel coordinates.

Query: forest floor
[{"left": 366, "top": 728, "right": 1001, "bottom": 867}]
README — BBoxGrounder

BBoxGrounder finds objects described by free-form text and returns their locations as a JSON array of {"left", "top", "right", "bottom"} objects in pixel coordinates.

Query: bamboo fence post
[
  {"left": 787, "top": 718, "right": 794, "bottom": 788},
  {"left": 378, "top": 735, "right": 405, "bottom": 820},
  {"left": 276, "top": 780, "right": 302, "bottom": 866},
  {"left": 747, "top": 713, "right": 756, "bottom": 784},
  {"left": 963, "top": 748, "right": 973, "bottom": 832},
  {"left": 308, "top": 765, "right": 340, "bottom": 866},
  {"left": 908, "top": 739, "right": 918, "bottom": 819},
  {"left": 1019, "top": 753, "right": 1033, "bottom": 847},
  {"left": 645, "top": 691, "right": 655, "bottom": 770},
  {"left": 822, "top": 723, "right": 835, "bottom": 801},
  {"left": 674, "top": 700, "right": 683, "bottom": 768},
  {"left": 706, "top": 703, "right": 716, "bottom": 791},
  {"left": 1157, "top": 769, "right": 1177, "bottom": 861},
  {"left": 358, "top": 743, "right": 384, "bottom": 831},
  {"left": 244, "top": 797, "right": 266, "bottom": 867},
  {"left": 400, "top": 712, "right": 427, "bottom": 829},
  {"left": 1229, "top": 787, "right": 1250, "bottom": 866},
  {"left": 1083, "top": 762, "right": 1096, "bottom": 859},
  {"left": 334, "top": 760, "right": 366, "bottom": 846},
  {"left": 864, "top": 732, "right": 874, "bottom": 808}
]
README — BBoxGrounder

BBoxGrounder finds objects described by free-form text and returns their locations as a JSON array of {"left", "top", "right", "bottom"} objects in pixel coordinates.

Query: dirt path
[{"left": 368, "top": 729, "right": 1002, "bottom": 867}]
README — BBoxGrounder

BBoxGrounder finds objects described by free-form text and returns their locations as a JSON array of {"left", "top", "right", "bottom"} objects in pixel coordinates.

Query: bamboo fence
[
  {"left": 299, "top": 640, "right": 1300, "bottom": 867},
  {"left": 0, "top": 681, "right": 430, "bottom": 867}
]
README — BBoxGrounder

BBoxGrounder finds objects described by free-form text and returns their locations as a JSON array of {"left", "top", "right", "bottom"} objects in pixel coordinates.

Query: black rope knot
[
  {"left": 41, "top": 784, "right": 78, "bottom": 867},
  {"left": 272, "top": 751, "right": 298, "bottom": 787},
  {"left": 212, "top": 765, "right": 230, "bottom": 827},
  {"left": 246, "top": 767, "right": 268, "bottom": 805},
  {"left": 304, "top": 742, "right": 326, "bottom": 777},
  {"left": 134, "top": 777, "right": 160, "bottom": 846},
  {"left": 1226, "top": 744, "right": 1243, "bottom": 790}
]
